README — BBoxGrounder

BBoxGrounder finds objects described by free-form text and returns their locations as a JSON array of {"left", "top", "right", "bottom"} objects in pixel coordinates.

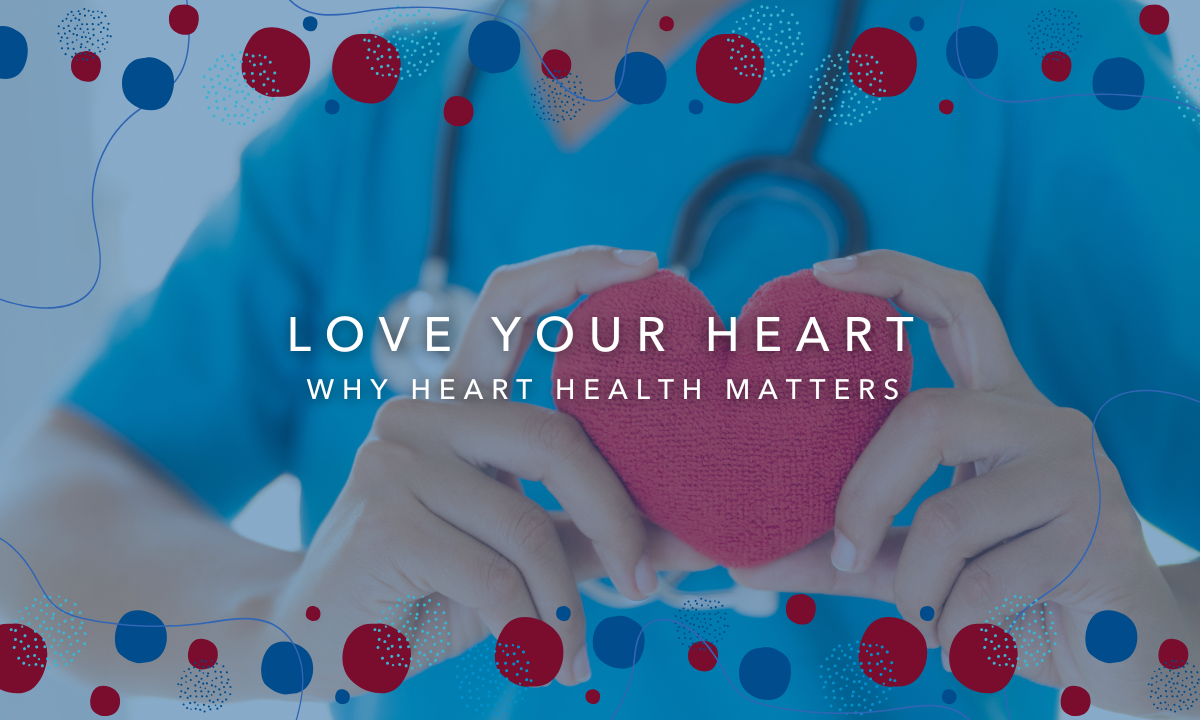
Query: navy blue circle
[
  {"left": 945, "top": 26, "right": 999, "bottom": 79},
  {"left": 1092, "top": 58, "right": 1144, "bottom": 111},
  {"left": 122, "top": 57, "right": 175, "bottom": 110},
  {"left": 556, "top": 606, "right": 571, "bottom": 622},
  {"left": 910, "top": 16, "right": 925, "bottom": 32},
  {"left": 943, "top": 689, "right": 957, "bottom": 704},
  {"left": 689, "top": 99, "right": 704, "bottom": 114},
  {"left": 261, "top": 641, "right": 314, "bottom": 694},
  {"left": 303, "top": 16, "right": 318, "bottom": 32},
  {"left": 614, "top": 52, "right": 667, "bottom": 105},
  {"left": 920, "top": 605, "right": 935, "bottom": 621},
  {"left": 739, "top": 647, "right": 791, "bottom": 700},
  {"left": 592, "top": 615, "right": 645, "bottom": 669},
  {"left": 469, "top": 20, "right": 520, "bottom": 73},
  {"left": 325, "top": 99, "right": 340, "bottom": 114},
  {"left": 0, "top": 26, "right": 28, "bottom": 80},
  {"left": 335, "top": 689, "right": 350, "bottom": 704},
  {"left": 114, "top": 610, "right": 168, "bottom": 664},
  {"left": 1085, "top": 609, "right": 1138, "bottom": 663}
]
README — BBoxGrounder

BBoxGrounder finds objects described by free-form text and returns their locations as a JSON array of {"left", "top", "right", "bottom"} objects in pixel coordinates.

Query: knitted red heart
[{"left": 551, "top": 269, "right": 912, "bottom": 567}]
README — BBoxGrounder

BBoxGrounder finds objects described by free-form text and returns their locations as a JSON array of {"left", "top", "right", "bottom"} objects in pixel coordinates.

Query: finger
[
  {"left": 554, "top": 516, "right": 718, "bottom": 581},
  {"left": 445, "top": 246, "right": 659, "bottom": 384},
  {"left": 813, "top": 249, "right": 1042, "bottom": 400},
  {"left": 832, "top": 388, "right": 1043, "bottom": 575}
]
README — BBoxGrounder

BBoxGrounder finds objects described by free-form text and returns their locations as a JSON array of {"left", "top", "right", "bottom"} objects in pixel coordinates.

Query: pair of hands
[{"left": 276, "top": 246, "right": 1189, "bottom": 716}]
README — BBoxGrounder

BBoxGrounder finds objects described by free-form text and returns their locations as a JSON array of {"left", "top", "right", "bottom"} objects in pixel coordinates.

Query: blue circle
[
  {"left": 1085, "top": 610, "right": 1138, "bottom": 663},
  {"left": 1092, "top": 58, "right": 1144, "bottom": 111},
  {"left": 303, "top": 16, "right": 318, "bottom": 32},
  {"left": 261, "top": 641, "right": 314, "bottom": 694},
  {"left": 689, "top": 99, "right": 704, "bottom": 114},
  {"left": 942, "top": 689, "right": 957, "bottom": 704},
  {"left": 469, "top": 20, "right": 520, "bottom": 74},
  {"left": 325, "top": 99, "right": 340, "bottom": 114},
  {"left": 122, "top": 57, "right": 175, "bottom": 110},
  {"left": 945, "top": 26, "right": 998, "bottom": 79},
  {"left": 614, "top": 52, "right": 667, "bottom": 105},
  {"left": 592, "top": 615, "right": 645, "bottom": 669},
  {"left": 114, "top": 610, "right": 167, "bottom": 664},
  {"left": 0, "top": 26, "right": 29, "bottom": 80},
  {"left": 739, "top": 647, "right": 791, "bottom": 700},
  {"left": 910, "top": 17, "right": 925, "bottom": 32},
  {"left": 920, "top": 605, "right": 935, "bottom": 621},
  {"left": 335, "top": 689, "right": 350, "bottom": 704},
  {"left": 556, "top": 606, "right": 571, "bottom": 622}
]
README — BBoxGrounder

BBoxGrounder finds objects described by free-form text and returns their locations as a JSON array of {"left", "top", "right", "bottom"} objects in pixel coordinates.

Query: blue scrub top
[{"left": 69, "top": 0, "right": 1200, "bottom": 718}]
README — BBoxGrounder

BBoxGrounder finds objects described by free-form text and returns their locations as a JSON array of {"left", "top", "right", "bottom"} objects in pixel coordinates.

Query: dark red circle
[
  {"left": 1140, "top": 5, "right": 1169, "bottom": 35},
  {"left": 306, "top": 606, "right": 321, "bottom": 621},
  {"left": 858, "top": 616, "right": 927, "bottom": 687},
  {"left": 443, "top": 96, "right": 474, "bottom": 126},
  {"left": 585, "top": 688, "right": 600, "bottom": 704},
  {"left": 71, "top": 51, "right": 101, "bottom": 82},
  {"left": 659, "top": 16, "right": 675, "bottom": 32},
  {"left": 90, "top": 686, "right": 121, "bottom": 716},
  {"left": 949, "top": 623, "right": 1018, "bottom": 693},
  {"left": 688, "top": 641, "right": 718, "bottom": 671},
  {"left": 849, "top": 27, "right": 918, "bottom": 97},
  {"left": 188, "top": 639, "right": 218, "bottom": 670},
  {"left": 939, "top": 99, "right": 954, "bottom": 114},
  {"left": 540, "top": 49, "right": 572, "bottom": 79},
  {"left": 696, "top": 34, "right": 764, "bottom": 104},
  {"left": 0, "top": 624, "right": 46, "bottom": 694},
  {"left": 169, "top": 5, "right": 199, "bottom": 35},
  {"left": 1159, "top": 638, "right": 1189, "bottom": 669},
  {"left": 332, "top": 34, "right": 401, "bottom": 104},
  {"left": 785, "top": 594, "right": 816, "bottom": 625},
  {"left": 1060, "top": 685, "right": 1091, "bottom": 716},
  {"left": 1041, "top": 51, "right": 1071, "bottom": 82},
  {"left": 342, "top": 624, "right": 411, "bottom": 693},
  {"left": 495, "top": 617, "right": 564, "bottom": 687},
  {"left": 242, "top": 27, "right": 311, "bottom": 97}
]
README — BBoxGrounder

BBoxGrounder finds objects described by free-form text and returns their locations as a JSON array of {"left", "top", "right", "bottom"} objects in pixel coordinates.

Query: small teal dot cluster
[
  {"left": 17, "top": 596, "right": 86, "bottom": 667},
  {"left": 988, "top": 595, "right": 1057, "bottom": 670},
  {"left": 731, "top": 4, "right": 803, "bottom": 78},
  {"left": 369, "top": 11, "right": 441, "bottom": 80},
  {"left": 382, "top": 594, "right": 449, "bottom": 670},
  {"left": 809, "top": 51, "right": 881, "bottom": 126},
  {"left": 177, "top": 662, "right": 233, "bottom": 713},
  {"left": 454, "top": 635, "right": 523, "bottom": 714},
  {"left": 1150, "top": 662, "right": 1199, "bottom": 713},
  {"left": 818, "top": 642, "right": 890, "bottom": 712},
  {"left": 57, "top": 9, "right": 111, "bottom": 57},
  {"left": 1027, "top": 8, "right": 1081, "bottom": 58},
  {"left": 673, "top": 597, "right": 730, "bottom": 647},
  {"left": 532, "top": 74, "right": 585, "bottom": 123},
  {"left": 1172, "top": 55, "right": 1200, "bottom": 125},
  {"left": 202, "top": 53, "right": 276, "bottom": 126}
]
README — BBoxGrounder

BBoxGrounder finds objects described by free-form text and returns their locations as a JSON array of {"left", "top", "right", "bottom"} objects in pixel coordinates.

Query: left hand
[{"left": 730, "top": 250, "right": 1196, "bottom": 716}]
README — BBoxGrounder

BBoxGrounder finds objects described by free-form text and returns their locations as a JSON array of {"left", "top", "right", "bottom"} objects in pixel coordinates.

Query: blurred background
[{"left": 0, "top": 1, "right": 1196, "bottom": 718}]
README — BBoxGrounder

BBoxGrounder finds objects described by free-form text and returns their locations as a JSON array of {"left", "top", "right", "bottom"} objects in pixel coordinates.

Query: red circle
[
  {"left": 444, "top": 96, "right": 474, "bottom": 126},
  {"left": 659, "top": 16, "right": 675, "bottom": 32},
  {"left": 71, "top": 51, "right": 101, "bottom": 82},
  {"left": 188, "top": 639, "right": 218, "bottom": 670},
  {"left": 1159, "top": 638, "right": 1189, "bottom": 669},
  {"left": 0, "top": 624, "right": 46, "bottom": 694},
  {"left": 169, "top": 5, "right": 199, "bottom": 35},
  {"left": 785, "top": 594, "right": 816, "bottom": 625},
  {"left": 540, "top": 49, "right": 572, "bottom": 79},
  {"left": 688, "top": 641, "right": 718, "bottom": 671},
  {"left": 1060, "top": 686, "right": 1091, "bottom": 716},
  {"left": 333, "top": 34, "right": 402, "bottom": 104},
  {"left": 90, "top": 686, "right": 120, "bottom": 716},
  {"left": 1140, "top": 5, "right": 1169, "bottom": 35},
  {"left": 306, "top": 606, "right": 321, "bottom": 621},
  {"left": 342, "top": 624, "right": 411, "bottom": 693},
  {"left": 939, "top": 99, "right": 954, "bottom": 114},
  {"left": 585, "top": 688, "right": 601, "bottom": 704},
  {"left": 1041, "top": 51, "right": 1071, "bottom": 82},
  {"left": 495, "top": 617, "right": 564, "bottom": 687},
  {"left": 949, "top": 623, "right": 1018, "bottom": 694},
  {"left": 849, "top": 27, "right": 918, "bottom": 97},
  {"left": 858, "top": 616, "right": 927, "bottom": 686},
  {"left": 242, "top": 27, "right": 311, "bottom": 97},
  {"left": 696, "top": 34, "right": 764, "bottom": 104}
]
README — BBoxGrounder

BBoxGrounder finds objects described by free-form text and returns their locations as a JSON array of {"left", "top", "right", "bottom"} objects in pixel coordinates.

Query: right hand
[{"left": 270, "top": 247, "right": 714, "bottom": 697}]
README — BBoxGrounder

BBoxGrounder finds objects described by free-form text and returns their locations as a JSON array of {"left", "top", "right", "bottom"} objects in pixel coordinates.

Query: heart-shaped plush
[{"left": 551, "top": 269, "right": 912, "bottom": 567}]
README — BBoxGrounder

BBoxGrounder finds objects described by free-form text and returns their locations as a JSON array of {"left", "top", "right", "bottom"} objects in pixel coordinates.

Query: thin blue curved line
[
  {"left": 0, "top": 536, "right": 309, "bottom": 718},
  {"left": 284, "top": 1, "right": 649, "bottom": 103}
]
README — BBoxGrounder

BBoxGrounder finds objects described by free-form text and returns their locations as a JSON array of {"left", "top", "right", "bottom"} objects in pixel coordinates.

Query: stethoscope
[{"left": 373, "top": 0, "right": 865, "bottom": 617}]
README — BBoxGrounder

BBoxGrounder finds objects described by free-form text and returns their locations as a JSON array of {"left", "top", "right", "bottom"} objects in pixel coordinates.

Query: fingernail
[
  {"left": 635, "top": 554, "right": 658, "bottom": 596},
  {"left": 814, "top": 255, "right": 857, "bottom": 274},
  {"left": 831, "top": 529, "right": 858, "bottom": 573},
  {"left": 941, "top": 650, "right": 951, "bottom": 673},
  {"left": 614, "top": 249, "right": 656, "bottom": 266},
  {"left": 573, "top": 645, "right": 591, "bottom": 683}
]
